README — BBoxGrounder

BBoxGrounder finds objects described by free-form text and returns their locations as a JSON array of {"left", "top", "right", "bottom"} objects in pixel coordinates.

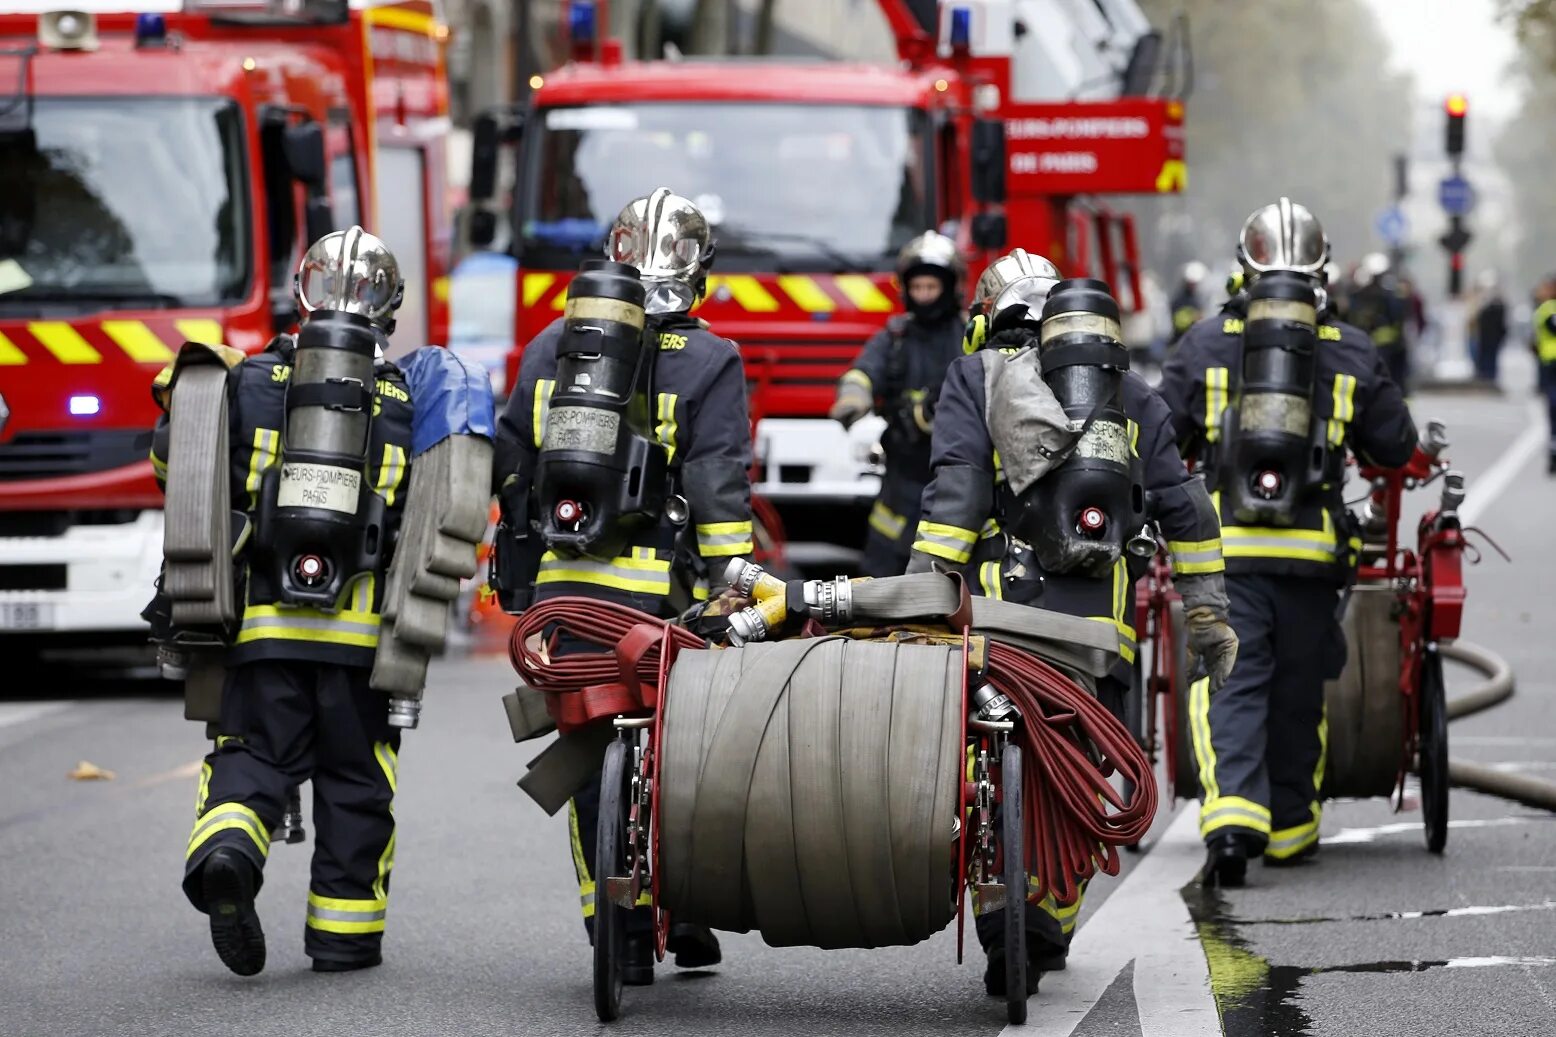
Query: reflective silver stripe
[
  {"left": 536, "top": 554, "right": 672, "bottom": 595},
  {"left": 1172, "top": 546, "right": 1223, "bottom": 567},
  {"left": 238, "top": 615, "right": 382, "bottom": 635},
  {"left": 1267, "top": 826, "right": 1318, "bottom": 853},
  {"left": 307, "top": 905, "right": 387, "bottom": 924},
  {"left": 1221, "top": 533, "right": 1336, "bottom": 556},
  {"left": 187, "top": 806, "right": 270, "bottom": 854},
  {"left": 913, "top": 524, "right": 977, "bottom": 562},
  {"left": 1203, "top": 805, "right": 1270, "bottom": 828},
  {"left": 696, "top": 529, "right": 753, "bottom": 550}
]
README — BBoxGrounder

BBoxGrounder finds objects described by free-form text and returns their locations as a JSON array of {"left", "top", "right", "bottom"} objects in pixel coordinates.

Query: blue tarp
[{"left": 398, "top": 346, "right": 497, "bottom": 456}]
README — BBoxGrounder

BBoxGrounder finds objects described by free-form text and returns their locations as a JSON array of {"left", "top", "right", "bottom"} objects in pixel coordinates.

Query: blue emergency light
[
  {"left": 569, "top": 1, "right": 597, "bottom": 45},
  {"left": 134, "top": 12, "right": 166, "bottom": 46},
  {"left": 949, "top": 7, "right": 972, "bottom": 50}
]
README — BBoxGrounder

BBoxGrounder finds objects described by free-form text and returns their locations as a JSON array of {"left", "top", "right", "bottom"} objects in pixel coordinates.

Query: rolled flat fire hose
[
  {"left": 510, "top": 593, "right": 1158, "bottom": 948},
  {"left": 1441, "top": 641, "right": 1556, "bottom": 812}
]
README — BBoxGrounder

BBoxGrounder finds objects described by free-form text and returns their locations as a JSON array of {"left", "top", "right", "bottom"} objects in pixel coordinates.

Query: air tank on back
[
  {"left": 1220, "top": 270, "right": 1321, "bottom": 526},
  {"left": 533, "top": 259, "right": 669, "bottom": 560}
]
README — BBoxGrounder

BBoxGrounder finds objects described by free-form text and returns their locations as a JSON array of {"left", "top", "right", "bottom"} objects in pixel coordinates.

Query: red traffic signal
[{"left": 1445, "top": 93, "right": 1467, "bottom": 155}]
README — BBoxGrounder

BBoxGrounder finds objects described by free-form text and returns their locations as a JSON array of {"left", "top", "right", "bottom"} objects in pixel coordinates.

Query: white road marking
[
  {"left": 1007, "top": 804, "right": 1217, "bottom": 1037},
  {"left": 1324, "top": 816, "right": 1545, "bottom": 845},
  {"left": 0, "top": 701, "right": 73, "bottom": 729},
  {"left": 1459, "top": 399, "right": 1544, "bottom": 527}
]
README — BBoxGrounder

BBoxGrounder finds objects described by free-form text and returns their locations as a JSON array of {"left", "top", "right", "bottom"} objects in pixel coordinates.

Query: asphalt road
[{"left": 2, "top": 378, "right": 1554, "bottom": 1037}]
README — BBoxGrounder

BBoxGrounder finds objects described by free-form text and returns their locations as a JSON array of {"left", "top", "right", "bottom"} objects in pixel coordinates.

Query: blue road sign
[
  {"left": 1438, "top": 175, "right": 1477, "bottom": 217},
  {"left": 1375, "top": 206, "right": 1409, "bottom": 246}
]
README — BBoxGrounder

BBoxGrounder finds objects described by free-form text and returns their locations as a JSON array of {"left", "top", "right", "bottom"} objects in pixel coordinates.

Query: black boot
[
  {"left": 1201, "top": 834, "right": 1248, "bottom": 888},
  {"left": 982, "top": 945, "right": 1043, "bottom": 998},
  {"left": 666, "top": 922, "right": 722, "bottom": 969},
  {"left": 201, "top": 848, "right": 266, "bottom": 977},
  {"left": 622, "top": 936, "right": 655, "bottom": 986},
  {"left": 312, "top": 954, "right": 382, "bottom": 973}
]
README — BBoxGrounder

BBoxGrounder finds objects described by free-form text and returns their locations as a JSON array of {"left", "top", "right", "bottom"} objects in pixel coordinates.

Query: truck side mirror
[
  {"left": 971, "top": 213, "right": 1007, "bottom": 251},
  {"left": 282, "top": 121, "right": 328, "bottom": 187},
  {"left": 470, "top": 107, "right": 523, "bottom": 203},
  {"left": 970, "top": 118, "right": 1006, "bottom": 204}
]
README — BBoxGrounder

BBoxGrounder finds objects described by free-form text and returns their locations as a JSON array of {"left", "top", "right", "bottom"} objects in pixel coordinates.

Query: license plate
[{"left": 0, "top": 602, "right": 54, "bottom": 630}]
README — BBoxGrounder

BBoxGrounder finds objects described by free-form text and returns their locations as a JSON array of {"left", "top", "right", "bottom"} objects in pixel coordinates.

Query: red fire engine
[
  {"left": 0, "top": 0, "right": 451, "bottom": 656},
  {"left": 467, "top": 0, "right": 1186, "bottom": 556}
]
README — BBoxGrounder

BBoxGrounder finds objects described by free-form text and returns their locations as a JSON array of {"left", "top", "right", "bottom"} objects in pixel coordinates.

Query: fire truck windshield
[
  {"left": 519, "top": 102, "right": 933, "bottom": 273},
  {"left": 0, "top": 97, "right": 250, "bottom": 311}
]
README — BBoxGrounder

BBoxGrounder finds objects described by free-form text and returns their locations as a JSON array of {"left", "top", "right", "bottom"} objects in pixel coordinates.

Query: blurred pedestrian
[
  {"left": 1532, "top": 275, "right": 1556, "bottom": 473},
  {"left": 1473, "top": 273, "right": 1507, "bottom": 384}
]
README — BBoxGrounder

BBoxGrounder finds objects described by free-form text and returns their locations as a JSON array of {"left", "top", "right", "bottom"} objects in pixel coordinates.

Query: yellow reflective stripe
[
  {"left": 841, "top": 369, "right": 873, "bottom": 391},
  {"left": 1314, "top": 704, "right": 1328, "bottom": 811},
  {"left": 1221, "top": 521, "right": 1337, "bottom": 563},
  {"left": 1127, "top": 418, "right": 1140, "bottom": 456},
  {"left": 1199, "top": 795, "right": 1272, "bottom": 839},
  {"left": 101, "top": 320, "right": 174, "bottom": 364},
  {"left": 30, "top": 321, "right": 102, "bottom": 364},
  {"left": 979, "top": 561, "right": 1003, "bottom": 599},
  {"left": 151, "top": 452, "right": 169, "bottom": 480},
  {"left": 1266, "top": 820, "right": 1320, "bottom": 858},
  {"left": 778, "top": 274, "right": 836, "bottom": 312},
  {"left": 306, "top": 891, "right": 388, "bottom": 934},
  {"left": 1189, "top": 675, "right": 1218, "bottom": 801},
  {"left": 697, "top": 519, "right": 754, "bottom": 558},
  {"left": 568, "top": 800, "right": 596, "bottom": 918},
  {"left": 655, "top": 392, "right": 679, "bottom": 463},
  {"left": 374, "top": 741, "right": 399, "bottom": 797},
  {"left": 537, "top": 550, "right": 672, "bottom": 595},
  {"left": 913, "top": 520, "right": 979, "bottom": 564},
  {"left": 176, "top": 319, "right": 225, "bottom": 346},
  {"left": 868, "top": 501, "right": 906, "bottom": 540},
  {"left": 703, "top": 274, "right": 780, "bottom": 312},
  {"left": 188, "top": 802, "right": 271, "bottom": 859},
  {"left": 0, "top": 331, "right": 28, "bottom": 365},
  {"left": 522, "top": 273, "right": 557, "bottom": 308},
  {"left": 532, "top": 378, "right": 555, "bottom": 447},
  {"left": 195, "top": 762, "right": 212, "bottom": 817},
  {"left": 1327, "top": 373, "right": 1357, "bottom": 446},
  {"left": 237, "top": 575, "right": 382, "bottom": 648},
  {"left": 1204, "top": 367, "right": 1229, "bottom": 443},
  {"left": 1168, "top": 538, "right": 1225, "bottom": 575},
  {"left": 834, "top": 274, "right": 895, "bottom": 312},
  {"left": 374, "top": 443, "right": 408, "bottom": 507},
  {"left": 245, "top": 428, "right": 280, "bottom": 510}
]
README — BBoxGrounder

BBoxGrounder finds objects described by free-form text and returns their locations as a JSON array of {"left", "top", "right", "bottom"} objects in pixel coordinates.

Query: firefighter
[
  {"left": 158, "top": 229, "right": 417, "bottom": 976},
  {"left": 1532, "top": 275, "right": 1556, "bottom": 473},
  {"left": 908, "top": 260, "right": 1235, "bottom": 995},
  {"left": 1159, "top": 199, "right": 1417, "bottom": 886},
  {"left": 1170, "top": 261, "right": 1208, "bottom": 343},
  {"left": 828, "top": 230, "right": 966, "bottom": 576},
  {"left": 493, "top": 188, "right": 751, "bottom": 983},
  {"left": 1347, "top": 252, "right": 1410, "bottom": 391}
]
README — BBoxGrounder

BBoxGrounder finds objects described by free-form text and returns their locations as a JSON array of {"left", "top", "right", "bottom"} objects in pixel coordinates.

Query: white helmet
[
  {"left": 605, "top": 187, "right": 714, "bottom": 314},
  {"left": 294, "top": 225, "right": 403, "bottom": 329},
  {"left": 973, "top": 248, "right": 1061, "bottom": 315}
]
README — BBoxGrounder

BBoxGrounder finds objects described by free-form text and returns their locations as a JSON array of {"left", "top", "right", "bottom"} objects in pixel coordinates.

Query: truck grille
[
  {"left": 744, "top": 345, "right": 857, "bottom": 388},
  {"left": 0, "top": 431, "right": 149, "bottom": 481}
]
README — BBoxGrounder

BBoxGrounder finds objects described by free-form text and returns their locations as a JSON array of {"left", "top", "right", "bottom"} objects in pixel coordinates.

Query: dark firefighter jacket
[
  {"left": 150, "top": 334, "right": 415, "bottom": 668},
  {"left": 1159, "top": 303, "right": 1417, "bottom": 583},
  {"left": 841, "top": 312, "right": 967, "bottom": 486},
  {"left": 908, "top": 345, "right": 1223, "bottom": 675},
  {"left": 494, "top": 314, "right": 753, "bottom": 616}
]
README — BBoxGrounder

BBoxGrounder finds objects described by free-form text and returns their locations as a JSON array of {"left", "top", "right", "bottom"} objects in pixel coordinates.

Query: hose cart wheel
[
  {"left": 1002, "top": 740, "right": 1028, "bottom": 1026},
  {"left": 1169, "top": 601, "right": 1199, "bottom": 801},
  {"left": 594, "top": 738, "right": 631, "bottom": 1022},
  {"left": 1419, "top": 647, "right": 1450, "bottom": 854}
]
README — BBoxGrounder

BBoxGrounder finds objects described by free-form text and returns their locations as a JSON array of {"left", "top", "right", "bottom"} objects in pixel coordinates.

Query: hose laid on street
[{"left": 1441, "top": 641, "right": 1556, "bottom": 812}]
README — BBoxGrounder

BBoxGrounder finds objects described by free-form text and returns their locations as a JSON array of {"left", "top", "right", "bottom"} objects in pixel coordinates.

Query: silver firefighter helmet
[
  {"left": 294, "top": 226, "right": 404, "bottom": 328},
  {"left": 897, "top": 230, "right": 966, "bottom": 285},
  {"left": 1237, "top": 198, "right": 1329, "bottom": 281},
  {"left": 605, "top": 187, "right": 713, "bottom": 314},
  {"left": 972, "top": 248, "right": 1061, "bottom": 315},
  {"left": 986, "top": 273, "right": 1058, "bottom": 332}
]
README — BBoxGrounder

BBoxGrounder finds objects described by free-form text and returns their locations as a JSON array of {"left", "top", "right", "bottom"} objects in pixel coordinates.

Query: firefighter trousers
[
  {"left": 1192, "top": 574, "right": 1344, "bottom": 859},
  {"left": 569, "top": 769, "right": 654, "bottom": 941},
  {"left": 1540, "top": 363, "right": 1556, "bottom": 460},
  {"left": 863, "top": 471, "right": 928, "bottom": 578},
  {"left": 182, "top": 660, "right": 400, "bottom": 964}
]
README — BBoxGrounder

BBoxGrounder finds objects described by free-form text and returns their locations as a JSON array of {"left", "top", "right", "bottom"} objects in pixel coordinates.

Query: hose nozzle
[
  {"left": 723, "top": 557, "right": 785, "bottom": 600},
  {"left": 1441, "top": 470, "right": 1466, "bottom": 515},
  {"left": 801, "top": 575, "right": 854, "bottom": 624},
  {"left": 387, "top": 698, "right": 421, "bottom": 729},
  {"left": 1423, "top": 420, "right": 1450, "bottom": 457}
]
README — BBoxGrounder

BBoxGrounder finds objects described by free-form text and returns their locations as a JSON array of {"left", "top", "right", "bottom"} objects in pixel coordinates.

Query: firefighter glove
[
  {"left": 829, "top": 381, "right": 872, "bottom": 430},
  {"left": 1185, "top": 605, "right": 1238, "bottom": 692}
]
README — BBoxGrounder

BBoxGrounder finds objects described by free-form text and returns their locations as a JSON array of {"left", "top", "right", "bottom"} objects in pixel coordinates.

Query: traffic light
[{"left": 1445, "top": 93, "right": 1468, "bottom": 156}]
